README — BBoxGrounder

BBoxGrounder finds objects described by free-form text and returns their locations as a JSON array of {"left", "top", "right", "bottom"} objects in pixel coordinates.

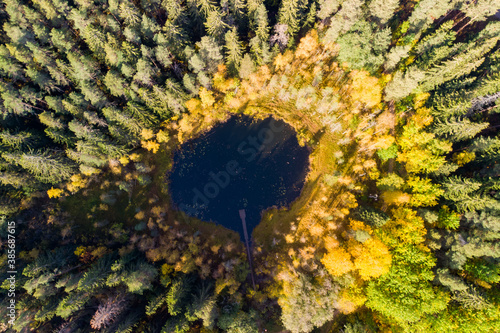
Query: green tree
[
  {"left": 277, "top": 0, "right": 300, "bottom": 38},
  {"left": 368, "top": 0, "right": 399, "bottom": 26},
  {"left": 405, "top": 0, "right": 461, "bottom": 36},
  {"left": 317, "top": 0, "right": 343, "bottom": 21},
  {"left": 433, "top": 117, "right": 489, "bottom": 142},
  {"left": 3, "top": 150, "right": 75, "bottom": 184},
  {"left": 366, "top": 246, "right": 450, "bottom": 326},
  {"left": 336, "top": 20, "right": 391, "bottom": 73},
  {"left": 278, "top": 270, "right": 339, "bottom": 333},
  {"left": 384, "top": 67, "right": 425, "bottom": 101},
  {"left": 384, "top": 45, "right": 411, "bottom": 72},
  {"left": 322, "top": 0, "right": 363, "bottom": 44},
  {"left": 224, "top": 27, "right": 243, "bottom": 75},
  {"left": 239, "top": 53, "right": 256, "bottom": 79},
  {"left": 419, "top": 22, "right": 500, "bottom": 91},
  {"left": 249, "top": 3, "right": 271, "bottom": 64}
]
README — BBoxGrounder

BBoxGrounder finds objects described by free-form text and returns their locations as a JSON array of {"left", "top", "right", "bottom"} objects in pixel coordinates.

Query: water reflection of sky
[{"left": 169, "top": 115, "right": 310, "bottom": 240}]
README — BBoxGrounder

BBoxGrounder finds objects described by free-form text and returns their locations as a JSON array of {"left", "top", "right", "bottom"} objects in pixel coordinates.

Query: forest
[{"left": 0, "top": 0, "right": 499, "bottom": 332}]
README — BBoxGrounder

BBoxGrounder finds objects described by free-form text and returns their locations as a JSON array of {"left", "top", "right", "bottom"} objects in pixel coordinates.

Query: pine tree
[
  {"left": 77, "top": 254, "right": 116, "bottom": 291},
  {"left": 155, "top": 45, "right": 173, "bottom": 68},
  {"left": 205, "top": 8, "right": 229, "bottom": 40},
  {"left": 0, "top": 44, "right": 24, "bottom": 80},
  {"left": 56, "top": 291, "right": 91, "bottom": 319},
  {"left": 436, "top": 268, "right": 468, "bottom": 292},
  {"left": 452, "top": 287, "right": 492, "bottom": 310},
  {"left": 107, "top": 261, "right": 158, "bottom": 294},
  {"left": 134, "top": 58, "right": 156, "bottom": 86},
  {"left": 79, "top": 81, "right": 107, "bottom": 108},
  {"left": 458, "top": 0, "right": 500, "bottom": 31},
  {"left": 119, "top": 0, "right": 141, "bottom": 26},
  {"left": 82, "top": 24, "right": 106, "bottom": 57},
  {"left": 141, "top": 14, "right": 161, "bottom": 41},
  {"left": 167, "top": 277, "right": 191, "bottom": 316},
  {"left": 190, "top": 282, "right": 218, "bottom": 329},
  {"left": 161, "top": 316, "right": 190, "bottom": 333},
  {"left": 0, "top": 170, "right": 35, "bottom": 189},
  {"left": 414, "top": 21, "right": 456, "bottom": 59},
  {"left": 431, "top": 90, "right": 474, "bottom": 119},
  {"left": 441, "top": 176, "right": 482, "bottom": 202},
  {"left": 0, "top": 82, "right": 34, "bottom": 115},
  {"left": 0, "top": 130, "right": 36, "bottom": 149},
  {"left": 441, "top": 176, "right": 497, "bottom": 212},
  {"left": 469, "top": 136, "right": 500, "bottom": 158},
  {"left": 104, "top": 70, "right": 127, "bottom": 97}
]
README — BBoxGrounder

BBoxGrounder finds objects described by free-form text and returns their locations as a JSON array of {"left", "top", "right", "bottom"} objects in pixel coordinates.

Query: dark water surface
[{"left": 168, "top": 115, "right": 310, "bottom": 239}]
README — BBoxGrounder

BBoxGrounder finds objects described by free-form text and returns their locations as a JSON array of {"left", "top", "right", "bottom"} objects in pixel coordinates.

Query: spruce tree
[
  {"left": 433, "top": 117, "right": 489, "bottom": 142},
  {"left": 368, "top": 0, "right": 400, "bottom": 26},
  {"left": 317, "top": 0, "right": 343, "bottom": 21},
  {"left": 277, "top": 0, "right": 300, "bottom": 38},
  {"left": 249, "top": 3, "right": 270, "bottom": 64},
  {"left": 336, "top": 20, "right": 391, "bottom": 74},
  {"left": 384, "top": 67, "right": 425, "bottom": 101},
  {"left": 322, "top": 0, "right": 363, "bottom": 44},
  {"left": 224, "top": 27, "right": 244, "bottom": 75},
  {"left": 3, "top": 150, "right": 75, "bottom": 183}
]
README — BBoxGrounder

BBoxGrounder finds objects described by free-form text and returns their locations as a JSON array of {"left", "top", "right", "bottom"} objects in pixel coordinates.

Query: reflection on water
[{"left": 169, "top": 115, "right": 310, "bottom": 239}]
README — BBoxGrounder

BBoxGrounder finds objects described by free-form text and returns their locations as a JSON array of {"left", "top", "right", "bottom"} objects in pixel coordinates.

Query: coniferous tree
[
  {"left": 384, "top": 45, "right": 411, "bottom": 72},
  {"left": 224, "top": 27, "right": 244, "bottom": 75},
  {"left": 322, "top": 0, "right": 363, "bottom": 44},
  {"left": 419, "top": 21, "right": 500, "bottom": 91},
  {"left": 405, "top": 0, "right": 462, "bottom": 37},
  {"left": 249, "top": 3, "right": 271, "bottom": 64},
  {"left": 336, "top": 20, "right": 391, "bottom": 74},
  {"left": 433, "top": 117, "right": 489, "bottom": 142},
  {"left": 384, "top": 67, "right": 425, "bottom": 101},
  {"left": 368, "top": 0, "right": 399, "bottom": 26},
  {"left": 277, "top": 0, "right": 300, "bottom": 38},
  {"left": 239, "top": 53, "right": 256, "bottom": 79},
  {"left": 317, "top": 0, "right": 343, "bottom": 21},
  {"left": 3, "top": 150, "right": 75, "bottom": 183}
]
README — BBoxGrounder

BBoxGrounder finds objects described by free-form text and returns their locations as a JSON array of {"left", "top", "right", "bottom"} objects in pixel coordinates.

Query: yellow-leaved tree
[
  {"left": 349, "top": 70, "right": 382, "bottom": 108},
  {"left": 47, "top": 187, "right": 64, "bottom": 198},
  {"left": 397, "top": 107, "right": 451, "bottom": 174},
  {"left": 321, "top": 246, "right": 354, "bottom": 276},
  {"left": 348, "top": 238, "right": 392, "bottom": 280}
]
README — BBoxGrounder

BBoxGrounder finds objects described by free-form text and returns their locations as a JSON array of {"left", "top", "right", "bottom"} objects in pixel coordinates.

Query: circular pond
[{"left": 169, "top": 115, "right": 310, "bottom": 239}]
